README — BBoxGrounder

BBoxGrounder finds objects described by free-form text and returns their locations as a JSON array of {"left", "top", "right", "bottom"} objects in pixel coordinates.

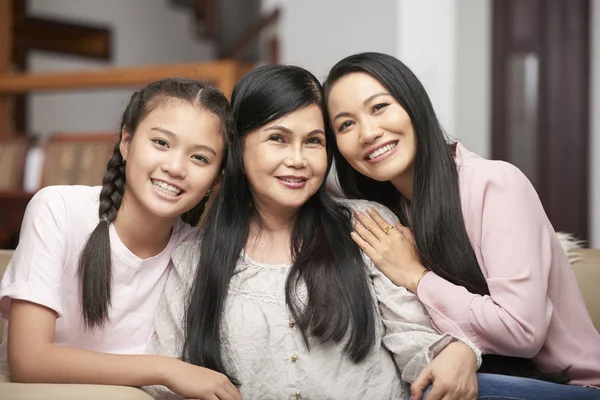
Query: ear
[{"left": 119, "top": 126, "right": 133, "bottom": 162}]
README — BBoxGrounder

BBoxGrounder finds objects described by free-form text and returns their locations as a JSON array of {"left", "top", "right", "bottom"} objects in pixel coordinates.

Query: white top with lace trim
[{"left": 145, "top": 199, "right": 481, "bottom": 400}]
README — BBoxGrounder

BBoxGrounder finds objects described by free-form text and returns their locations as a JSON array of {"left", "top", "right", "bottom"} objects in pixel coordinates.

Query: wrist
[
  {"left": 446, "top": 341, "right": 477, "bottom": 367},
  {"left": 154, "top": 356, "right": 179, "bottom": 387},
  {"left": 409, "top": 267, "right": 429, "bottom": 294}
]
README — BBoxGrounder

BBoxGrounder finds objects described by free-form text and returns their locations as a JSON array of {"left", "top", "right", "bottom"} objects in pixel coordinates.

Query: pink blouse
[{"left": 417, "top": 143, "right": 600, "bottom": 387}]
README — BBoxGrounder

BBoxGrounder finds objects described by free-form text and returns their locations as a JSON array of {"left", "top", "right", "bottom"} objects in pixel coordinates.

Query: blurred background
[{"left": 0, "top": 0, "right": 598, "bottom": 250}]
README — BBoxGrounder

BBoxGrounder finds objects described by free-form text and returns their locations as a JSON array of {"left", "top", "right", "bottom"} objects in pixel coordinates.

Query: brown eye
[
  {"left": 372, "top": 103, "right": 389, "bottom": 113},
  {"left": 306, "top": 137, "right": 324, "bottom": 145},
  {"left": 269, "top": 135, "right": 285, "bottom": 143},
  {"left": 192, "top": 155, "right": 209, "bottom": 164},
  {"left": 152, "top": 139, "right": 169, "bottom": 147},
  {"left": 337, "top": 120, "right": 353, "bottom": 133}
]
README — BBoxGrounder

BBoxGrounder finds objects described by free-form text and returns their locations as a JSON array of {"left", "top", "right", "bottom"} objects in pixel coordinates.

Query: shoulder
[
  {"left": 171, "top": 234, "right": 202, "bottom": 279},
  {"left": 30, "top": 185, "right": 101, "bottom": 213},
  {"left": 455, "top": 145, "right": 536, "bottom": 201},
  {"left": 171, "top": 219, "right": 200, "bottom": 244},
  {"left": 335, "top": 198, "right": 400, "bottom": 223}
]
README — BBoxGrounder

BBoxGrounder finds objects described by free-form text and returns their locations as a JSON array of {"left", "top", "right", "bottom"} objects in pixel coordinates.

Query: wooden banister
[
  {"left": 0, "top": 59, "right": 254, "bottom": 97},
  {"left": 0, "top": 0, "right": 14, "bottom": 138}
]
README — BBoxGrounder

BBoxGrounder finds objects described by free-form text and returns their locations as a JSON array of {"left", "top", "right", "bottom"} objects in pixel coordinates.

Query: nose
[
  {"left": 358, "top": 118, "right": 383, "bottom": 145},
  {"left": 161, "top": 153, "right": 187, "bottom": 178},
  {"left": 283, "top": 146, "right": 307, "bottom": 168}
]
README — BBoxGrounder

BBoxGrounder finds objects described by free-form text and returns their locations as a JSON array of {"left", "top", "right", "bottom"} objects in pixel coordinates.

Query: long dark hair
[
  {"left": 183, "top": 65, "right": 377, "bottom": 382},
  {"left": 77, "top": 78, "right": 233, "bottom": 330},
  {"left": 324, "top": 52, "right": 569, "bottom": 383}
]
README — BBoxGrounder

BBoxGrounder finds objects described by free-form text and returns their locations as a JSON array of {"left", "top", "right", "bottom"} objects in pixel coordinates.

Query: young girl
[
  {"left": 146, "top": 65, "right": 484, "bottom": 400},
  {"left": 0, "top": 78, "right": 241, "bottom": 400},
  {"left": 324, "top": 52, "right": 600, "bottom": 399}
]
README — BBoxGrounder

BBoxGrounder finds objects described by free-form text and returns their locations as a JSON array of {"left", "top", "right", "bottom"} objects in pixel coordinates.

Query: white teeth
[
  {"left": 151, "top": 179, "right": 182, "bottom": 196},
  {"left": 367, "top": 143, "right": 397, "bottom": 160},
  {"left": 280, "top": 177, "right": 304, "bottom": 183}
]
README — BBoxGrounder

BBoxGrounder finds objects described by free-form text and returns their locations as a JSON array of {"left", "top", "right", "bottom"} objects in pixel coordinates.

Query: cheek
[
  {"left": 189, "top": 166, "right": 220, "bottom": 192},
  {"left": 335, "top": 135, "right": 357, "bottom": 161},
  {"left": 308, "top": 150, "right": 329, "bottom": 179}
]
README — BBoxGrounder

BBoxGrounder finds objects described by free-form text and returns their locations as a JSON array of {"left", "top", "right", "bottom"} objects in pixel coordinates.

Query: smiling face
[
  {"left": 120, "top": 99, "right": 225, "bottom": 221},
  {"left": 242, "top": 104, "right": 328, "bottom": 214},
  {"left": 327, "top": 72, "right": 417, "bottom": 194}
]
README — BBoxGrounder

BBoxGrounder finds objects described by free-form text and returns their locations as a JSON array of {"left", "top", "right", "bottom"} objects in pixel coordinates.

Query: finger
[
  {"left": 366, "top": 207, "right": 398, "bottom": 235},
  {"left": 422, "top": 384, "right": 445, "bottom": 400},
  {"left": 352, "top": 215, "right": 380, "bottom": 246},
  {"left": 351, "top": 231, "right": 377, "bottom": 260},
  {"left": 411, "top": 371, "right": 432, "bottom": 400},
  {"left": 223, "top": 382, "right": 243, "bottom": 400},
  {"left": 215, "top": 387, "right": 237, "bottom": 400},
  {"left": 394, "top": 222, "right": 415, "bottom": 243},
  {"left": 354, "top": 211, "right": 387, "bottom": 240}
]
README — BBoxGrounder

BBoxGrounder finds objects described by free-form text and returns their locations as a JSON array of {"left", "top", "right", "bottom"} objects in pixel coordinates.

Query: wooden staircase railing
[{"left": 0, "top": 59, "right": 254, "bottom": 141}]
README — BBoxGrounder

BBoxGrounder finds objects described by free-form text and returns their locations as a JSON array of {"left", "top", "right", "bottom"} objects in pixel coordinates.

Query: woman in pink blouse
[{"left": 324, "top": 52, "right": 600, "bottom": 399}]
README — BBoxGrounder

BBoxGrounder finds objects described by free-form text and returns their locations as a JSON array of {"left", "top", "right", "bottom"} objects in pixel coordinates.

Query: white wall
[
  {"left": 397, "top": 0, "right": 599, "bottom": 247},
  {"left": 28, "top": 0, "right": 215, "bottom": 135},
  {"left": 590, "top": 0, "right": 600, "bottom": 248},
  {"left": 397, "top": 0, "right": 457, "bottom": 138},
  {"left": 456, "top": 0, "right": 491, "bottom": 158},
  {"left": 275, "top": 0, "right": 397, "bottom": 81}
]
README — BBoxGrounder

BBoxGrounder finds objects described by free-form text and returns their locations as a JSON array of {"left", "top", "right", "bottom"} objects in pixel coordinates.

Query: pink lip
[
  {"left": 276, "top": 176, "right": 307, "bottom": 189},
  {"left": 364, "top": 141, "right": 399, "bottom": 164}
]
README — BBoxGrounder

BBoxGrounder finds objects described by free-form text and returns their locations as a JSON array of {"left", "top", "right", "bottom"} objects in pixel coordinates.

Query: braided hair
[{"left": 77, "top": 78, "right": 234, "bottom": 329}]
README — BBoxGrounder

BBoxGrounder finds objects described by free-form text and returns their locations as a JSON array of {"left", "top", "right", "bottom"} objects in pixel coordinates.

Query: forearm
[
  {"left": 9, "top": 344, "right": 177, "bottom": 387},
  {"left": 418, "top": 272, "right": 548, "bottom": 356}
]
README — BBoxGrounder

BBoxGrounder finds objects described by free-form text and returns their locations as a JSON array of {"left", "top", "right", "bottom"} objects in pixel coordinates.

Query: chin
[{"left": 144, "top": 201, "right": 187, "bottom": 220}]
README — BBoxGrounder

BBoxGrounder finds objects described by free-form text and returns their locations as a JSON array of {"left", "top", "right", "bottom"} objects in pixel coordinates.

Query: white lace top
[{"left": 145, "top": 199, "right": 481, "bottom": 400}]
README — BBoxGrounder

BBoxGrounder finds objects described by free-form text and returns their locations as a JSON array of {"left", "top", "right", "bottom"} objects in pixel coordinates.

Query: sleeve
[
  {"left": 143, "top": 241, "right": 199, "bottom": 399},
  {"left": 416, "top": 163, "right": 556, "bottom": 357},
  {"left": 349, "top": 200, "right": 482, "bottom": 383},
  {"left": 0, "top": 188, "right": 70, "bottom": 319}
]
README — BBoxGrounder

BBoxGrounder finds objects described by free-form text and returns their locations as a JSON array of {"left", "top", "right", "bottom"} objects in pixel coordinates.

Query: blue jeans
[{"left": 422, "top": 373, "right": 600, "bottom": 400}]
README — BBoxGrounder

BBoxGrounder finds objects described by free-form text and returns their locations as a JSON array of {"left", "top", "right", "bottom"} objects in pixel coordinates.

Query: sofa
[
  {"left": 0, "top": 244, "right": 599, "bottom": 399},
  {"left": 0, "top": 249, "right": 153, "bottom": 400}
]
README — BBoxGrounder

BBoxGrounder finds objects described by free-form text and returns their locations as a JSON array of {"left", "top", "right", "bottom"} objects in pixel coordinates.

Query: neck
[
  {"left": 390, "top": 166, "right": 414, "bottom": 201},
  {"left": 246, "top": 202, "right": 298, "bottom": 265},
  {"left": 113, "top": 193, "right": 176, "bottom": 259},
  {"left": 251, "top": 201, "right": 297, "bottom": 233}
]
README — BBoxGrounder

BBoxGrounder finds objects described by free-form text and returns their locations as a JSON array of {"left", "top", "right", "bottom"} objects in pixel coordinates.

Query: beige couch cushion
[
  {"left": 0, "top": 382, "right": 153, "bottom": 400},
  {"left": 0, "top": 250, "right": 11, "bottom": 282},
  {"left": 571, "top": 249, "right": 600, "bottom": 332},
  {"left": 0, "top": 250, "right": 12, "bottom": 340},
  {"left": 0, "top": 251, "right": 153, "bottom": 398}
]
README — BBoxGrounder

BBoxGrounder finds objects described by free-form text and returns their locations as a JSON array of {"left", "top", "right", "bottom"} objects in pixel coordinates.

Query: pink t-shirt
[
  {"left": 0, "top": 185, "right": 194, "bottom": 364},
  {"left": 417, "top": 143, "right": 600, "bottom": 386}
]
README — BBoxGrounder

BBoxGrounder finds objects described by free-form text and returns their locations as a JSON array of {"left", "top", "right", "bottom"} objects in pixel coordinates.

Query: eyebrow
[
  {"left": 332, "top": 92, "right": 393, "bottom": 121},
  {"left": 265, "top": 125, "right": 325, "bottom": 136},
  {"left": 151, "top": 127, "right": 217, "bottom": 155}
]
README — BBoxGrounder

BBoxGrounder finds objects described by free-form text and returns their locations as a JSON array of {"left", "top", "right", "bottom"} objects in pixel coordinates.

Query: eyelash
[
  {"left": 337, "top": 120, "right": 353, "bottom": 133},
  {"left": 269, "top": 134, "right": 323, "bottom": 146},
  {"left": 372, "top": 103, "right": 389, "bottom": 113},
  {"left": 269, "top": 134, "right": 285, "bottom": 143},
  {"left": 152, "top": 138, "right": 209, "bottom": 164},
  {"left": 336, "top": 103, "right": 390, "bottom": 133},
  {"left": 152, "top": 138, "right": 169, "bottom": 147},
  {"left": 192, "top": 155, "right": 209, "bottom": 164}
]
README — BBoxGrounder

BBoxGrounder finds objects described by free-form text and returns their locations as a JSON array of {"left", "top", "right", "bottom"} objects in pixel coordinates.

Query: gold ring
[{"left": 383, "top": 225, "right": 394, "bottom": 234}]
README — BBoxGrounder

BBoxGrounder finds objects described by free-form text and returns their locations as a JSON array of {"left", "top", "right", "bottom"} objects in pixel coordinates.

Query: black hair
[
  {"left": 323, "top": 52, "right": 569, "bottom": 383},
  {"left": 78, "top": 78, "right": 233, "bottom": 329},
  {"left": 183, "top": 65, "right": 377, "bottom": 382}
]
